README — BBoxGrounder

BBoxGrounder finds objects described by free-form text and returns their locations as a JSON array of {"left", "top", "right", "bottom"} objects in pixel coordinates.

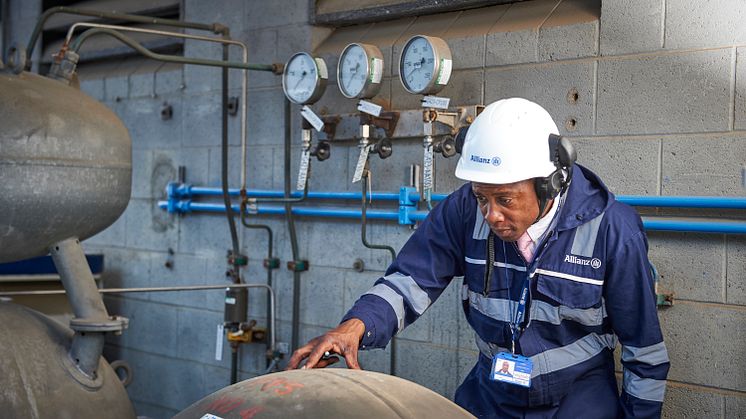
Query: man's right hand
[{"left": 285, "top": 318, "right": 366, "bottom": 370}]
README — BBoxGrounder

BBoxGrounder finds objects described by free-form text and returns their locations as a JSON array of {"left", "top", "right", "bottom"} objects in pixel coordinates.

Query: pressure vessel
[
  {"left": 0, "top": 70, "right": 131, "bottom": 263},
  {"left": 0, "top": 301, "right": 135, "bottom": 418},
  {"left": 175, "top": 369, "right": 475, "bottom": 418}
]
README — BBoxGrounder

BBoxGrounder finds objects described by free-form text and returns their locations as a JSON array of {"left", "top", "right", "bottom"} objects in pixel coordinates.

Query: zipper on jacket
[{"left": 483, "top": 231, "right": 495, "bottom": 296}]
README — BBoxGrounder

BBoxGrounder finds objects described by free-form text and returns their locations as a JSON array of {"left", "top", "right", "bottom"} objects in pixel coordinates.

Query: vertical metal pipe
[
  {"left": 361, "top": 168, "right": 398, "bottom": 375},
  {"left": 230, "top": 345, "right": 239, "bottom": 384},
  {"left": 239, "top": 209, "right": 275, "bottom": 367},
  {"left": 283, "top": 98, "right": 303, "bottom": 352},
  {"left": 220, "top": 40, "right": 241, "bottom": 282}
]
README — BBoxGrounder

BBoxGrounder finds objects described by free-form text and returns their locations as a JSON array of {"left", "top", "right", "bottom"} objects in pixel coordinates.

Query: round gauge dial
[
  {"left": 337, "top": 43, "right": 384, "bottom": 99},
  {"left": 399, "top": 35, "right": 452, "bottom": 95},
  {"left": 282, "top": 52, "right": 328, "bottom": 105}
]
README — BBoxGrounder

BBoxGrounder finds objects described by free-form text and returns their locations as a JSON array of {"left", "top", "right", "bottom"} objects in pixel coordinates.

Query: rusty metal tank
[
  {"left": 0, "top": 300, "right": 135, "bottom": 418},
  {"left": 175, "top": 369, "right": 476, "bottom": 418},
  {"left": 0, "top": 69, "right": 131, "bottom": 263}
]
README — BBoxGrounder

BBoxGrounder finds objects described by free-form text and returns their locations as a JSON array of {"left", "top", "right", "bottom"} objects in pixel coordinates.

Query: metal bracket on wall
[
  {"left": 360, "top": 111, "right": 400, "bottom": 139},
  {"left": 314, "top": 105, "right": 483, "bottom": 142},
  {"left": 656, "top": 292, "right": 674, "bottom": 307}
]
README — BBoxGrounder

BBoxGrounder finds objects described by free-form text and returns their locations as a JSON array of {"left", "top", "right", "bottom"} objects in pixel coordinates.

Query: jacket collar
[{"left": 555, "top": 164, "right": 615, "bottom": 231}]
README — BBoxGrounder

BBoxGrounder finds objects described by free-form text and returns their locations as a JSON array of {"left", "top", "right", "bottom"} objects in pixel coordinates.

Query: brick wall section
[{"left": 7, "top": 0, "right": 744, "bottom": 417}]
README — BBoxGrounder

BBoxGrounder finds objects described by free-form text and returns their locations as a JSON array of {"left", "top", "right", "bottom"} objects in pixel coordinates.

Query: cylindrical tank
[
  {"left": 175, "top": 369, "right": 475, "bottom": 418},
  {"left": 0, "top": 70, "right": 131, "bottom": 263},
  {"left": 0, "top": 300, "right": 135, "bottom": 418}
]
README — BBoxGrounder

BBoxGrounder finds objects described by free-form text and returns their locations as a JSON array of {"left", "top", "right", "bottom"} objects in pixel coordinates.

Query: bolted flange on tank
[
  {"left": 0, "top": 66, "right": 132, "bottom": 263},
  {"left": 175, "top": 369, "right": 476, "bottom": 418},
  {"left": 0, "top": 301, "right": 136, "bottom": 419}
]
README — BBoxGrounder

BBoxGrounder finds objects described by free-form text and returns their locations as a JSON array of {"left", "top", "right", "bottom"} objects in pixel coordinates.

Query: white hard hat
[{"left": 455, "top": 98, "right": 559, "bottom": 185}]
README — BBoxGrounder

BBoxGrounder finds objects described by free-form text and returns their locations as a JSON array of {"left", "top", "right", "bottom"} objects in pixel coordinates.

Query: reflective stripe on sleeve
[
  {"left": 363, "top": 284, "right": 405, "bottom": 331},
  {"left": 623, "top": 369, "right": 667, "bottom": 402},
  {"left": 622, "top": 341, "right": 669, "bottom": 366},
  {"left": 382, "top": 272, "right": 431, "bottom": 315}
]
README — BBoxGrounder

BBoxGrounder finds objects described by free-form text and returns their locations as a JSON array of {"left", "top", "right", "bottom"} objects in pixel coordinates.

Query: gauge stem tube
[
  {"left": 422, "top": 120, "right": 435, "bottom": 209},
  {"left": 353, "top": 124, "right": 371, "bottom": 183}
]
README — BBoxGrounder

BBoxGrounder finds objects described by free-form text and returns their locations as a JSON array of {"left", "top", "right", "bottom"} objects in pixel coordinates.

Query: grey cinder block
[
  {"left": 596, "top": 49, "right": 732, "bottom": 135},
  {"left": 647, "top": 232, "right": 725, "bottom": 304},
  {"left": 726, "top": 236, "right": 746, "bottom": 306},
  {"left": 485, "top": 61, "right": 595, "bottom": 136},
  {"left": 600, "top": 0, "right": 663, "bottom": 55},
  {"left": 658, "top": 302, "right": 745, "bottom": 391},
  {"left": 661, "top": 385, "right": 724, "bottom": 419},
  {"left": 574, "top": 137, "right": 660, "bottom": 195},
  {"left": 665, "top": 1, "right": 746, "bottom": 50},
  {"left": 661, "top": 135, "right": 746, "bottom": 196}
]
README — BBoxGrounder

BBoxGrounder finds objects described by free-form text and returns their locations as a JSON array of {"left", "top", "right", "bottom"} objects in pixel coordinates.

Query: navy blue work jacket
[{"left": 343, "top": 165, "right": 670, "bottom": 418}]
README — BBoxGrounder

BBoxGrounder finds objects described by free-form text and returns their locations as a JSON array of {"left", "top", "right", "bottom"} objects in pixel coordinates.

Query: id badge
[{"left": 490, "top": 352, "right": 532, "bottom": 388}]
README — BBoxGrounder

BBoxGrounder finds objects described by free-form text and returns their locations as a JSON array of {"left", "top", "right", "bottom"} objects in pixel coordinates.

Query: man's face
[
  {"left": 472, "top": 179, "right": 540, "bottom": 243},
  {"left": 501, "top": 361, "right": 510, "bottom": 371}
]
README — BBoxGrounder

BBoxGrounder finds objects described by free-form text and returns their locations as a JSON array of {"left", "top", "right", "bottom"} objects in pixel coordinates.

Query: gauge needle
[
  {"left": 346, "top": 63, "right": 359, "bottom": 89},
  {"left": 293, "top": 70, "right": 308, "bottom": 89},
  {"left": 406, "top": 56, "right": 426, "bottom": 79}
]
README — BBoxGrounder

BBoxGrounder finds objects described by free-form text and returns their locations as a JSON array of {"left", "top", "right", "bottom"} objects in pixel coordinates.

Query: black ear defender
[
  {"left": 454, "top": 125, "right": 469, "bottom": 155},
  {"left": 534, "top": 134, "right": 576, "bottom": 221}
]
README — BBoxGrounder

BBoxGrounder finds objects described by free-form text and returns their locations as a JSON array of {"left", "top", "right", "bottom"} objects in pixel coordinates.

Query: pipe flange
[{"left": 70, "top": 315, "right": 129, "bottom": 333}]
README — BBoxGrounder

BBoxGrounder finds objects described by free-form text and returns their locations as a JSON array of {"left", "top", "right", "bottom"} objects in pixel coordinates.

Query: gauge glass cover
[
  {"left": 283, "top": 52, "right": 325, "bottom": 104},
  {"left": 338, "top": 44, "right": 369, "bottom": 98},
  {"left": 400, "top": 36, "right": 437, "bottom": 94}
]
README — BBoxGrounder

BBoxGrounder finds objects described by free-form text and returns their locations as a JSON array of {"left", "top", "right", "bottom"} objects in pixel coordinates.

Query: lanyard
[
  {"left": 483, "top": 233, "right": 530, "bottom": 354},
  {"left": 509, "top": 275, "right": 530, "bottom": 354}
]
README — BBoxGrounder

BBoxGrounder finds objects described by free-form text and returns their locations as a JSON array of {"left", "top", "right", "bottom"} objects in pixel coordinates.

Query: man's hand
[{"left": 286, "top": 318, "right": 366, "bottom": 370}]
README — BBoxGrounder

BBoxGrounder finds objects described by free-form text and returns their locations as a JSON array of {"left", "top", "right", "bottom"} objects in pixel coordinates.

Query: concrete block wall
[{"left": 5, "top": 0, "right": 745, "bottom": 417}]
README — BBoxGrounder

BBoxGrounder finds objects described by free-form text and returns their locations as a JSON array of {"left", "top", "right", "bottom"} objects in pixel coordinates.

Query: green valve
[
  {"left": 227, "top": 251, "right": 248, "bottom": 266},
  {"left": 263, "top": 257, "right": 280, "bottom": 269},
  {"left": 287, "top": 260, "right": 309, "bottom": 272}
]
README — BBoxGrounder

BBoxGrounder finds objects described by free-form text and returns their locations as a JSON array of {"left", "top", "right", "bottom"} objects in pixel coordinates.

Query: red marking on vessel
[
  {"left": 260, "top": 377, "right": 304, "bottom": 395},
  {"left": 239, "top": 405, "right": 266, "bottom": 419},
  {"left": 206, "top": 396, "right": 243, "bottom": 414}
]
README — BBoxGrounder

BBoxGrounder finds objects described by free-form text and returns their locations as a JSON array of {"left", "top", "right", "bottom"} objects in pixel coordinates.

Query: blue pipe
[
  {"left": 616, "top": 195, "right": 746, "bottom": 209},
  {"left": 639, "top": 219, "right": 746, "bottom": 234},
  {"left": 158, "top": 201, "right": 400, "bottom": 221},
  {"left": 169, "top": 183, "right": 400, "bottom": 201},
  {"left": 168, "top": 183, "right": 746, "bottom": 209},
  {"left": 159, "top": 200, "right": 746, "bottom": 234}
]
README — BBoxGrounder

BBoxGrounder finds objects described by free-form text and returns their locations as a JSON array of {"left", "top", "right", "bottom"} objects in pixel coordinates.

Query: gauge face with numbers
[
  {"left": 399, "top": 35, "right": 452, "bottom": 95},
  {"left": 337, "top": 43, "right": 384, "bottom": 99},
  {"left": 282, "top": 52, "right": 328, "bottom": 105}
]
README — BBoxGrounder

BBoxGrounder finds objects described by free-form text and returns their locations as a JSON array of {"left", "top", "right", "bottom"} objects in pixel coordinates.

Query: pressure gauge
[
  {"left": 282, "top": 52, "right": 328, "bottom": 105},
  {"left": 398, "top": 35, "right": 452, "bottom": 95},
  {"left": 337, "top": 43, "right": 384, "bottom": 99}
]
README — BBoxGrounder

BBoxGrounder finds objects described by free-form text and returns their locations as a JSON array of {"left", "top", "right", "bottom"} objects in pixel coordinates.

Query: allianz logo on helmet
[
  {"left": 564, "top": 254, "right": 602, "bottom": 269},
  {"left": 470, "top": 155, "right": 501, "bottom": 166}
]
